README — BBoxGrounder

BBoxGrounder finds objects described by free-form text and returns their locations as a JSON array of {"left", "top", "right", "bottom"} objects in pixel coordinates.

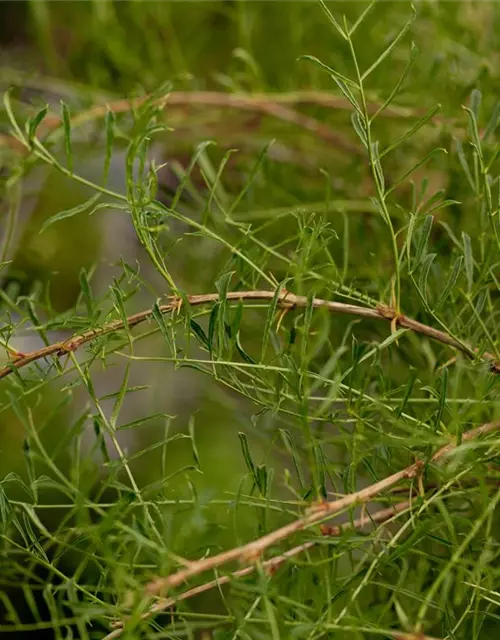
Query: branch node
[
  {"left": 320, "top": 524, "right": 341, "bottom": 536},
  {"left": 376, "top": 303, "right": 403, "bottom": 323},
  {"left": 57, "top": 340, "right": 79, "bottom": 356},
  {"left": 404, "top": 459, "right": 425, "bottom": 479},
  {"left": 278, "top": 288, "right": 296, "bottom": 309},
  {"left": 168, "top": 295, "right": 183, "bottom": 316}
]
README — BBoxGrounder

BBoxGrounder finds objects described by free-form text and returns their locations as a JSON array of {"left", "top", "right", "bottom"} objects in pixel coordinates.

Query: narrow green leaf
[
  {"left": 3, "top": 87, "right": 28, "bottom": 146},
  {"left": 208, "top": 303, "right": 220, "bottom": 359},
  {"left": 110, "top": 362, "right": 131, "bottom": 429},
  {"left": 25, "top": 105, "right": 49, "bottom": 144},
  {"left": 434, "top": 367, "right": 448, "bottom": 431},
  {"left": 228, "top": 141, "right": 274, "bottom": 216},
  {"left": 483, "top": 101, "right": 500, "bottom": 141},
  {"left": 79, "top": 268, "right": 94, "bottom": 317},
  {"left": 371, "top": 141, "right": 385, "bottom": 192},
  {"left": 433, "top": 256, "right": 463, "bottom": 311},
  {"left": 318, "top": 65, "right": 360, "bottom": 90},
  {"left": 215, "top": 271, "right": 234, "bottom": 356},
  {"left": 300, "top": 55, "right": 361, "bottom": 112},
  {"left": 170, "top": 140, "right": 215, "bottom": 210},
  {"left": 351, "top": 112, "right": 368, "bottom": 148},
  {"left": 380, "top": 104, "right": 441, "bottom": 159},
  {"left": 60, "top": 101, "right": 73, "bottom": 173},
  {"left": 190, "top": 319, "right": 209, "bottom": 349},
  {"left": 362, "top": 6, "right": 416, "bottom": 80},
  {"left": 188, "top": 416, "right": 200, "bottom": 469},
  {"left": 455, "top": 137, "right": 476, "bottom": 192},
  {"left": 318, "top": 0, "right": 348, "bottom": 39},
  {"left": 406, "top": 212, "right": 417, "bottom": 268},
  {"left": 386, "top": 148, "right": 447, "bottom": 196},
  {"left": 111, "top": 282, "right": 133, "bottom": 353},
  {"left": 470, "top": 88, "right": 482, "bottom": 120},
  {"left": 231, "top": 300, "right": 244, "bottom": 339},
  {"left": 349, "top": 0, "right": 376, "bottom": 35},
  {"left": 372, "top": 42, "right": 418, "bottom": 121},
  {"left": 215, "top": 271, "right": 234, "bottom": 301},
  {"left": 40, "top": 193, "right": 100, "bottom": 233},
  {"left": 418, "top": 252, "right": 437, "bottom": 302},
  {"left": 463, "top": 105, "right": 483, "bottom": 160},
  {"left": 256, "top": 464, "right": 268, "bottom": 495},
  {"left": 204, "top": 148, "right": 236, "bottom": 220},
  {"left": 300, "top": 290, "right": 315, "bottom": 368},
  {"left": 22, "top": 438, "right": 36, "bottom": 491},
  {"left": 396, "top": 368, "right": 417, "bottom": 418},
  {"left": 462, "top": 288, "right": 487, "bottom": 332},
  {"left": 411, "top": 214, "right": 433, "bottom": 274},
  {"left": 329, "top": 72, "right": 362, "bottom": 114},
  {"left": 0, "top": 596, "right": 19, "bottom": 628},
  {"left": 261, "top": 280, "right": 289, "bottom": 361},
  {"left": 152, "top": 300, "right": 174, "bottom": 353},
  {"left": 235, "top": 331, "right": 256, "bottom": 365},
  {"left": 462, "top": 232, "right": 474, "bottom": 293},
  {"left": 26, "top": 300, "right": 49, "bottom": 345},
  {"left": 22, "top": 585, "right": 41, "bottom": 623},
  {"left": 420, "top": 188, "right": 444, "bottom": 212},
  {"left": 280, "top": 429, "right": 305, "bottom": 489},
  {"left": 103, "top": 108, "right": 116, "bottom": 184},
  {"left": 238, "top": 432, "right": 258, "bottom": 488},
  {"left": 314, "top": 444, "right": 328, "bottom": 500},
  {"left": 426, "top": 199, "right": 461, "bottom": 216}
]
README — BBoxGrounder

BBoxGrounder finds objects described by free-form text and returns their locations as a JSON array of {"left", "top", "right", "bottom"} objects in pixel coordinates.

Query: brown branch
[
  {"left": 104, "top": 501, "right": 411, "bottom": 639},
  {"left": 105, "top": 420, "right": 499, "bottom": 638},
  {"left": 7, "top": 91, "right": 365, "bottom": 157},
  {"left": 39, "top": 90, "right": 444, "bottom": 130},
  {"left": 143, "top": 420, "right": 500, "bottom": 597},
  {"left": 3, "top": 291, "right": 500, "bottom": 379},
  {"left": 1, "top": 290, "right": 498, "bottom": 382},
  {"left": 391, "top": 633, "right": 442, "bottom": 640}
]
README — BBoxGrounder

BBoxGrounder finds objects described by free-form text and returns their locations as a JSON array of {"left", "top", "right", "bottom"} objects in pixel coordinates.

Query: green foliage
[{"left": 0, "top": 1, "right": 500, "bottom": 639}]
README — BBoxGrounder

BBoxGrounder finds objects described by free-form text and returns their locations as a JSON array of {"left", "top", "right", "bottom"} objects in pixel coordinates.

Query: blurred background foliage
[{"left": 0, "top": 1, "right": 499, "bottom": 638}]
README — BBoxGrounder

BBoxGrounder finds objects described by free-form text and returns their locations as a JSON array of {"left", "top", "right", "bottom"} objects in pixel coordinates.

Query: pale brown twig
[
  {"left": 143, "top": 420, "right": 500, "bottom": 597},
  {"left": 391, "top": 633, "right": 442, "bottom": 640},
  {"left": 1, "top": 290, "right": 498, "bottom": 382},
  {"left": 37, "top": 90, "right": 446, "bottom": 130},
  {"left": 3, "top": 89, "right": 454, "bottom": 162},
  {"left": 6, "top": 91, "right": 364, "bottom": 157},
  {"left": 104, "top": 501, "right": 411, "bottom": 639}
]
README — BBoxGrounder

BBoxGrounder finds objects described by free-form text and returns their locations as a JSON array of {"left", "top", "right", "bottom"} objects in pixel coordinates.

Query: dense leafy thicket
[{"left": 0, "top": 2, "right": 499, "bottom": 639}]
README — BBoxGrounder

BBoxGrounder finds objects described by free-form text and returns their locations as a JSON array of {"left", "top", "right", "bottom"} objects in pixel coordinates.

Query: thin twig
[
  {"left": 143, "top": 420, "right": 500, "bottom": 597},
  {"left": 104, "top": 501, "right": 411, "bottom": 639},
  {"left": 0, "top": 290, "right": 498, "bottom": 382}
]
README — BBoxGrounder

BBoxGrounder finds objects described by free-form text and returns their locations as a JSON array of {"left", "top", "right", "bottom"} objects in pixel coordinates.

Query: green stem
[{"left": 347, "top": 33, "right": 401, "bottom": 311}]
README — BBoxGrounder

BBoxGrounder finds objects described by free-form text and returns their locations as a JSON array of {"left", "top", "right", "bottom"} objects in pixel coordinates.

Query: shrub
[{"left": 0, "top": 2, "right": 499, "bottom": 638}]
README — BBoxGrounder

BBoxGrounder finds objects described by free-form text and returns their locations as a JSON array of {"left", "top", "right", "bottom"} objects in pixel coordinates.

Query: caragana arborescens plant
[{"left": 0, "top": 1, "right": 499, "bottom": 639}]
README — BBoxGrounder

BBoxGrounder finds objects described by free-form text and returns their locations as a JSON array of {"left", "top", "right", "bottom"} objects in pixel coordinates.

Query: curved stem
[{"left": 1, "top": 290, "right": 498, "bottom": 381}]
